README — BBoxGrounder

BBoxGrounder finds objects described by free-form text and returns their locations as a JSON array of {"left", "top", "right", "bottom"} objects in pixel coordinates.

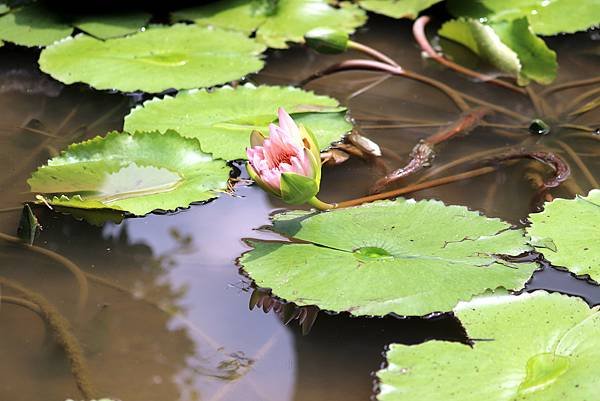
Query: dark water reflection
[{"left": 1, "top": 14, "right": 599, "bottom": 401}]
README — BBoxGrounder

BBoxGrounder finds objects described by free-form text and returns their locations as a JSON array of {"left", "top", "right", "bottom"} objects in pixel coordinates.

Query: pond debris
[
  {"left": 249, "top": 288, "right": 319, "bottom": 335},
  {"left": 16, "top": 204, "right": 41, "bottom": 245},
  {"left": 528, "top": 119, "right": 551, "bottom": 135}
]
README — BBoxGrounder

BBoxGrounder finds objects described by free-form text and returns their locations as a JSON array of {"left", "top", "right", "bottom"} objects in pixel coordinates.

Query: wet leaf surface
[
  {"left": 173, "top": 0, "right": 367, "bottom": 49},
  {"left": 240, "top": 199, "right": 537, "bottom": 316},
  {"left": 358, "top": 0, "right": 443, "bottom": 19},
  {"left": 528, "top": 190, "right": 600, "bottom": 283},
  {"left": 28, "top": 131, "right": 230, "bottom": 216},
  {"left": 124, "top": 84, "right": 351, "bottom": 160},
  {"left": 378, "top": 291, "right": 600, "bottom": 401},
  {"left": 39, "top": 24, "right": 266, "bottom": 93}
]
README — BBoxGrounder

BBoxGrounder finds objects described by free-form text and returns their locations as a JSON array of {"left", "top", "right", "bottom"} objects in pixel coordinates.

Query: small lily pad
[
  {"left": 447, "top": 0, "right": 600, "bottom": 36},
  {"left": 173, "top": 0, "right": 367, "bottom": 49},
  {"left": 527, "top": 190, "right": 600, "bottom": 283},
  {"left": 38, "top": 24, "right": 266, "bottom": 93},
  {"left": 72, "top": 12, "right": 151, "bottom": 39},
  {"left": 358, "top": 0, "right": 443, "bottom": 19},
  {"left": 124, "top": 84, "right": 352, "bottom": 160},
  {"left": 377, "top": 291, "right": 600, "bottom": 401},
  {"left": 240, "top": 199, "right": 537, "bottom": 316},
  {"left": 28, "top": 131, "right": 230, "bottom": 216}
]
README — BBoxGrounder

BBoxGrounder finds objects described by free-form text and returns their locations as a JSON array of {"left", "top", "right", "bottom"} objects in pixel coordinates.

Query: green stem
[{"left": 307, "top": 196, "right": 336, "bottom": 210}]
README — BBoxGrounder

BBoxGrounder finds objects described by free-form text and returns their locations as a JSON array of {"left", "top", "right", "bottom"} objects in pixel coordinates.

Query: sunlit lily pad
[
  {"left": 447, "top": 0, "right": 600, "bottom": 36},
  {"left": 28, "top": 131, "right": 230, "bottom": 216},
  {"left": 38, "top": 24, "right": 266, "bottom": 93},
  {"left": 124, "top": 84, "right": 352, "bottom": 160},
  {"left": 0, "top": 4, "right": 73, "bottom": 47},
  {"left": 358, "top": 0, "right": 443, "bottom": 19},
  {"left": 377, "top": 291, "right": 600, "bottom": 401},
  {"left": 439, "top": 17, "right": 557, "bottom": 85},
  {"left": 527, "top": 190, "right": 600, "bottom": 283},
  {"left": 173, "top": 0, "right": 367, "bottom": 49},
  {"left": 240, "top": 199, "right": 537, "bottom": 316}
]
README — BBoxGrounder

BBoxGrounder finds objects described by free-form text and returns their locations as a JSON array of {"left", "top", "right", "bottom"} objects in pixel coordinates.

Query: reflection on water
[{"left": 1, "top": 14, "right": 600, "bottom": 401}]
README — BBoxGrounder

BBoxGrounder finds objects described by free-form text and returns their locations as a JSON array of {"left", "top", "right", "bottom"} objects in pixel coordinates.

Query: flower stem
[
  {"left": 308, "top": 196, "right": 336, "bottom": 210},
  {"left": 347, "top": 40, "right": 399, "bottom": 67}
]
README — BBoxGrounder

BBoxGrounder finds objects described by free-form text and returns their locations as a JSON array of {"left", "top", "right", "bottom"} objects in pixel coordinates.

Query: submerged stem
[
  {"left": 308, "top": 197, "right": 336, "bottom": 210},
  {"left": 0, "top": 277, "right": 96, "bottom": 399}
]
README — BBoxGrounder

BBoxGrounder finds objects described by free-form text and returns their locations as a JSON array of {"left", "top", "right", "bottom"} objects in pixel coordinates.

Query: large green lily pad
[
  {"left": 38, "top": 24, "right": 266, "bottom": 93},
  {"left": 527, "top": 190, "right": 600, "bottom": 283},
  {"left": 173, "top": 0, "right": 367, "bottom": 49},
  {"left": 439, "top": 17, "right": 557, "bottom": 85},
  {"left": 358, "top": 0, "right": 443, "bottom": 19},
  {"left": 447, "top": 0, "right": 600, "bottom": 36},
  {"left": 377, "top": 291, "right": 600, "bottom": 401},
  {"left": 28, "top": 131, "right": 230, "bottom": 216},
  {"left": 124, "top": 84, "right": 352, "bottom": 160},
  {"left": 240, "top": 199, "right": 537, "bottom": 316}
]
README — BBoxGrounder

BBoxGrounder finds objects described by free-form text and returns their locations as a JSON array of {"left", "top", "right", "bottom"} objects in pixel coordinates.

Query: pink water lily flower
[{"left": 246, "top": 107, "right": 322, "bottom": 204}]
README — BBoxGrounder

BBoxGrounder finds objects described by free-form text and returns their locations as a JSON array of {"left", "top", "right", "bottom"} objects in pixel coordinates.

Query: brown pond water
[{"left": 1, "top": 15, "right": 599, "bottom": 401}]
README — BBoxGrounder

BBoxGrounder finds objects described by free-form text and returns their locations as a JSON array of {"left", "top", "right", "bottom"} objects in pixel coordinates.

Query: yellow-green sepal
[
  {"left": 280, "top": 172, "right": 319, "bottom": 205},
  {"left": 246, "top": 161, "right": 281, "bottom": 197},
  {"left": 299, "top": 124, "right": 321, "bottom": 162}
]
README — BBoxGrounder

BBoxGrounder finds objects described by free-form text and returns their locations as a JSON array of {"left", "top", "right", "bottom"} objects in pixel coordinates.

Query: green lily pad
[
  {"left": 28, "top": 131, "right": 230, "bottom": 216},
  {"left": 358, "top": 0, "right": 443, "bottom": 19},
  {"left": 173, "top": 0, "right": 367, "bottom": 49},
  {"left": 377, "top": 291, "right": 600, "bottom": 401},
  {"left": 38, "top": 24, "right": 266, "bottom": 93},
  {"left": 447, "top": 0, "right": 600, "bottom": 36},
  {"left": 72, "top": 12, "right": 151, "bottom": 39},
  {"left": 124, "top": 84, "right": 352, "bottom": 160},
  {"left": 0, "top": 4, "right": 73, "bottom": 47},
  {"left": 527, "top": 190, "right": 600, "bottom": 283},
  {"left": 0, "top": 4, "right": 10, "bottom": 15},
  {"left": 439, "top": 17, "right": 556, "bottom": 85},
  {"left": 240, "top": 199, "right": 537, "bottom": 316}
]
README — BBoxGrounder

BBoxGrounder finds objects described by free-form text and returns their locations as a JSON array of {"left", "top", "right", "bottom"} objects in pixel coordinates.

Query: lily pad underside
[
  {"left": 28, "top": 131, "right": 230, "bottom": 216},
  {"left": 124, "top": 84, "right": 352, "bottom": 160},
  {"left": 527, "top": 189, "right": 600, "bottom": 283},
  {"left": 38, "top": 24, "right": 266, "bottom": 93},
  {"left": 173, "top": 0, "right": 367, "bottom": 49},
  {"left": 240, "top": 199, "right": 537, "bottom": 316},
  {"left": 378, "top": 291, "right": 600, "bottom": 401}
]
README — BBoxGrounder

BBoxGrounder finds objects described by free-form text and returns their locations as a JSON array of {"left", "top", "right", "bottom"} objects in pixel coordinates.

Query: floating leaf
[
  {"left": 28, "top": 131, "right": 230, "bottom": 216},
  {"left": 358, "top": 0, "right": 443, "bottom": 19},
  {"left": 439, "top": 17, "right": 556, "bottom": 85},
  {"left": 447, "top": 0, "right": 600, "bottom": 36},
  {"left": 377, "top": 291, "right": 600, "bottom": 401},
  {"left": 527, "top": 190, "right": 600, "bottom": 283},
  {"left": 124, "top": 84, "right": 352, "bottom": 160},
  {"left": 73, "top": 12, "right": 151, "bottom": 39},
  {"left": 39, "top": 24, "right": 266, "bottom": 93},
  {"left": 0, "top": 4, "right": 9, "bottom": 15},
  {"left": 0, "top": 4, "right": 72, "bottom": 47},
  {"left": 240, "top": 199, "right": 536, "bottom": 316},
  {"left": 173, "top": 0, "right": 367, "bottom": 49}
]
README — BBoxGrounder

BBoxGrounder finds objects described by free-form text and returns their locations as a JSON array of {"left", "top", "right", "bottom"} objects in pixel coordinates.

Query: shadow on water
[{"left": 0, "top": 13, "right": 599, "bottom": 401}]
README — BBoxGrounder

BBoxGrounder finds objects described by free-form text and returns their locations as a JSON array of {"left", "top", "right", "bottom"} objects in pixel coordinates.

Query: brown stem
[
  {"left": 371, "top": 108, "right": 489, "bottom": 193},
  {"left": 334, "top": 165, "right": 499, "bottom": 208},
  {"left": 554, "top": 140, "right": 599, "bottom": 188},
  {"left": 413, "top": 16, "right": 526, "bottom": 94},
  {"left": 0, "top": 232, "right": 88, "bottom": 312},
  {"left": 541, "top": 76, "right": 600, "bottom": 96},
  {"left": 461, "top": 93, "right": 530, "bottom": 122},
  {"left": 563, "top": 86, "right": 600, "bottom": 114},
  {"left": 0, "top": 277, "right": 96, "bottom": 399}
]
